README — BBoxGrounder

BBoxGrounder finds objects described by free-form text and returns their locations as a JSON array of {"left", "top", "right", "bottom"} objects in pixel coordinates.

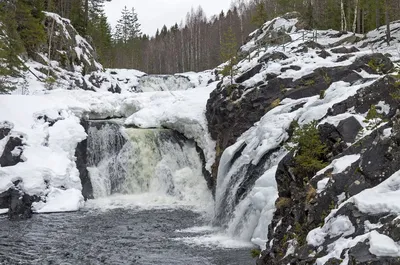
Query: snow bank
[{"left": 0, "top": 95, "right": 86, "bottom": 212}]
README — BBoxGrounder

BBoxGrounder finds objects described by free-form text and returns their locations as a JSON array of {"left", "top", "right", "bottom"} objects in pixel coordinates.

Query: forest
[{"left": 0, "top": 0, "right": 399, "bottom": 74}]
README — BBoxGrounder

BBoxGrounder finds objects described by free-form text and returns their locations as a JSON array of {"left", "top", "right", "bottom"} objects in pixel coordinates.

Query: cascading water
[
  {"left": 137, "top": 75, "right": 194, "bottom": 92},
  {"left": 214, "top": 144, "right": 285, "bottom": 247},
  {"left": 86, "top": 120, "right": 127, "bottom": 198},
  {"left": 86, "top": 121, "right": 212, "bottom": 210}
]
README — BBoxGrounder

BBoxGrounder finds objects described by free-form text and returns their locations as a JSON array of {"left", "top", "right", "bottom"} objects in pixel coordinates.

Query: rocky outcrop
[
  {"left": 0, "top": 135, "right": 24, "bottom": 167},
  {"left": 206, "top": 53, "right": 393, "bottom": 180},
  {"left": 34, "top": 12, "right": 101, "bottom": 75},
  {"left": 256, "top": 82, "right": 400, "bottom": 265},
  {"left": 0, "top": 184, "right": 38, "bottom": 220},
  {"left": 75, "top": 120, "right": 94, "bottom": 200}
]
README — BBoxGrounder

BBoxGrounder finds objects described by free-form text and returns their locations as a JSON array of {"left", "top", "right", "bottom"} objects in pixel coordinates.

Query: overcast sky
[{"left": 104, "top": 0, "right": 233, "bottom": 36}]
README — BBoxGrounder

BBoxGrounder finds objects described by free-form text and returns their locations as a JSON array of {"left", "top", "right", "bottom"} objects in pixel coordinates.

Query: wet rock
[
  {"left": 8, "top": 189, "right": 35, "bottom": 220},
  {"left": 0, "top": 135, "right": 24, "bottom": 167},
  {"left": 75, "top": 120, "right": 94, "bottom": 200},
  {"left": 0, "top": 187, "right": 37, "bottom": 220}
]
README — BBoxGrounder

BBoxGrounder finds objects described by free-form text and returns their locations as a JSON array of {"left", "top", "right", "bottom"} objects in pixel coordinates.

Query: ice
[{"left": 33, "top": 187, "right": 84, "bottom": 213}]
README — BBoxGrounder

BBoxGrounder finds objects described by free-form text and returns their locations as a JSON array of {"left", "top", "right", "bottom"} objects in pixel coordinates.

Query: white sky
[{"left": 104, "top": 0, "right": 233, "bottom": 36}]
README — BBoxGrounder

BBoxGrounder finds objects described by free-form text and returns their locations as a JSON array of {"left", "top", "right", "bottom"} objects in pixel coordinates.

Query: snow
[
  {"left": 307, "top": 169, "right": 400, "bottom": 263},
  {"left": 317, "top": 154, "right": 361, "bottom": 176},
  {"left": 317, "top": 178, "right": 330, "bottom": 194},
  {"left": 0, "top": 95, "right": 87, "bottom": 212},
  {"left": 33, "top": 187, "right": 84, "bottom": 213},
  {"left": 0, "top": 209, "right": 8, "bottom": 215},
  {"left": 369, "top": 230, "right": 400, "bottom": 257},
  {"left": 382, "top": 128, "right": 393, "bottom": 139},
  {"left": 376, "top": 101, "right": 391, "bottom": 115},
  {"left": 350, "top": 170, "right": 400, "bottom": 214}
]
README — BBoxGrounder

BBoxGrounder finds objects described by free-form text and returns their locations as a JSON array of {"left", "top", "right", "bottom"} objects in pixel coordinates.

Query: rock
[
  {"left": 235, "top": 64, "right": 263, "bottom": 83},
  {"left": 317, "top": 49, "right": 331, "bottom": 59},
  {"left": 0, "top": 135, "right": 24, "bottom": 167},
  {"left": 75, "top": 120, "right": 94, "bottom": 200},
  {"left": 331, "top": 46, "right": 360, "bottom": 54},
  {"left": 0, "top": 121, "right": 12, "bottom": 140},
  {"left": 319, "top": 123, "right": 347, "bottom": 157},
  {"left": 257, "top": 30, "right": 292, "bottom": 47},
  {"left": 350, "top": 53, "right": 394, "bottom": 74},
  {"left": 336, "top": 54, "right": 354, "bottom": 62},
  {"left": 336, "top": 116, "right": 362, "bottom": 143},
  {"left": 329, "top": 75, "right": 398, "bottom": 118},
  {"left": 8, "top": 189, "right": 35, "bottom": 220},
  {"left": 0, "top": 187, "right": 37, "bottom": 220},
  {"left": 33, "top": 13, "right": 101, "bottom": 75},
  {"left": 330, "top": 34, "right": 362, "bottom": 47},
  {"left": 258, "top": 52, "right": 288, "bottom": 64},
  {"left": 281, "top": 65, "right": 301, "bottom": 72}
]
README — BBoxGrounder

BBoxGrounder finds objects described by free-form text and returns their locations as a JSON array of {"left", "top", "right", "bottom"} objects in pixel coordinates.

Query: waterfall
[
  {"left": 86, "top": 121, "right": 212, "bottom": 209},
  {"left": 137, "top": 75, "right": 194, "bottom": 92},
  {"left": 214, "top": 141, "right": 287, "bottom": 248}
]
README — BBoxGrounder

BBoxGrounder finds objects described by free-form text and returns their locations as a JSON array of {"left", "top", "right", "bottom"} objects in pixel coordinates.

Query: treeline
[
  {"left": 0, "top": 0, "right": 113, "bottom": 67},
  {"left": 1, "top": 0, "right": 400, "bottom": 77},
  {"left": 109, "top": 0, "right": 400, "bottom": 74},
  {"left": 110, "top": 1, "right": 258, "bottom": 73}
]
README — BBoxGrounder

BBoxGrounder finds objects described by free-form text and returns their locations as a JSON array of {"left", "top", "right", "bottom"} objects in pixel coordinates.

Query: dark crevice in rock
[{"left": 75, "top": 119, "right": 94, "bottom": 200}]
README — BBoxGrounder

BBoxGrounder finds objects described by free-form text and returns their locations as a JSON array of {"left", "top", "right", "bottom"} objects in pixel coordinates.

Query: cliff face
[{"left": 206, "top": 13, "right": 400, "bottom": 264}]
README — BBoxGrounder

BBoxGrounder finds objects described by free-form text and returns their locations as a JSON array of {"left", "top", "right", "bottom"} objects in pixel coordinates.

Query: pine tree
[
  {"left": 0, "top": 3, "right": 26, "bottom": 93},
  {"left": 251, "top": 2, "right": 268, "bottom": 27},
  {"left": 87, "top": 0, "right": 112, "bottom": 66},
  {"left": 15, "top": 0, "right": 47, "bottom": 56},
  {"left": 220, "top": 27, "right": 238, "bottom": 85},
  {"left": 114, "top": 6, "right": 141, "bottom": 43}
]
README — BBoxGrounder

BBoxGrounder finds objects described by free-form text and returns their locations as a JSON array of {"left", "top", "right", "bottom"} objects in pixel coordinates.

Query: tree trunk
[
  {"left": 385, "top": 0, "right": 390, "bottom": 45},
  {"left": 353, "top": 0, "right": 359, "bottom": 33},
  {"left": 341, "top": 0, "right": 347, "bottom": 31},
  {"left": 376, "top": 0, "right": 381, "bottom": 28},
  {"left": 84, "top": 0, "right": 89, "bottom": 33}
]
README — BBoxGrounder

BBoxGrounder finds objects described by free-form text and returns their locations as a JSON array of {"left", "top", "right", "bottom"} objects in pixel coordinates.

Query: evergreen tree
[
  {"left": 251, "top": 2, "right": 268, "bottom": 27},
  {"left": 0, "top": 2, "right": 26, "bottom": 93},
  {"left": 15, "top": 0, "right": 47, "bottom": 56},
  {"left": 220, "top": 27, "right": 238, "bottom": 84},
  {"left": 87, "top": 0, "right": 112, "bottom": 66},
  {"left": 114, "top": 6, "right": 141, "bottom": 43}
]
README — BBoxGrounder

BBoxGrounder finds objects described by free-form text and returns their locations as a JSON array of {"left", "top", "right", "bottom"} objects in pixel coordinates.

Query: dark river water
[{"left": 0, "top": 208, "right": 255, "bottom": 265}]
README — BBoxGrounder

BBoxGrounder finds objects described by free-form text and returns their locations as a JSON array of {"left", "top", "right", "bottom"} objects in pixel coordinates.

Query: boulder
[
  {"left": 330, "top": 46, "right": 360, "bottom": 54},
  {"left": 0, "top": 135, "right": 24, "bottom": 167},
  {"left": 336, "top": 116, "right": 362, "bottom": 143},
  {"left": 235, "top": 64, "right": 263, "bottom": 83}
]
